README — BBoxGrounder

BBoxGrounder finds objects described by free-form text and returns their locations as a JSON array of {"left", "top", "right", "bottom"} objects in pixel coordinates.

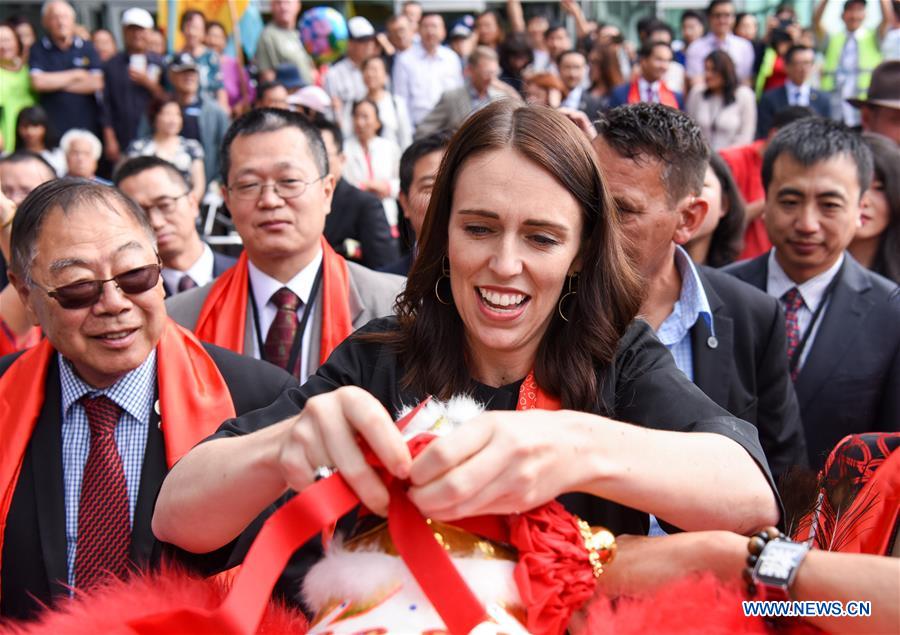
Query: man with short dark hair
[
  {"left": 255, "top": 81, "right": 289, "bottom": 110},
  {"left": 558, "top": 50, "right": 603, "bottom": 117},
  {"left": 607, "top": 41, "right": 683, "bottom": 110},
  {"left": 0, "top": 178, "right": 295, "bottom": 620},
  {"left": 685, "top": 0, "right": 755, "bottom": 85},
  {"left": 593, "top": 103, "right": 806, "bottom": 482},
  {"left": 380, "top": 130, "right": 453, "bottom": 276},
  {"left": 726, "top": 117, "right": 900, "bottom": 468},
  {"left": 393, "top": 13, "right": 464, "bottom": 126},
  {"left": 166, "top": 108, "right": 403, "bottom": 382},
  {"left": 314, "top": 119, "right": 398, "bottom": 269},
  {"left": 115, "top": 156, "right": 236, "bottom": 295},
  {"left": 757, "top": 45, "right": 831, "bottom": 138},
  {"left": 414, "top": 46, "right": 510, "bottom": 139},
  {"left": 29, "top": 1, "right": 104, "bottom": 138}
]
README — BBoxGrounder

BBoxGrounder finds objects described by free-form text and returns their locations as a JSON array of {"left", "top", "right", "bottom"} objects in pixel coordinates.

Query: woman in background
[
  {"left": 343, "top": 98, "right": 402, "bottom": 230},
  {"left": 685, "top": 153, "right": 746, "bottom": 268},
  {"left": 205, "top": 20, "right": 254, "bottom": 115},
  {"left": 0, "top": 23, "right": 34, "bottom": 153},
  {"left": 849, "top": 133, "right": 900, "bottom": 284},
  {"left": 342, "top": 56, "right": 412, "bottom": 151},
  {"left": 524, "top": 72, "right": 567, "bottom": 108},
  {"left": 125, "top": 95, "right": 206, "bottom": 201},
  {"left": 686, "top": 50, "right": 756, "bottom": 150},
  {"left": 14, "top": 106, "right": 65, "bottom": 175}
]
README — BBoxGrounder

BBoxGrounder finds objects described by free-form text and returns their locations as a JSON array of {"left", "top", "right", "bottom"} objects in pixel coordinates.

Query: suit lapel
[
  {"left": 691, "top": 272, "right": 733, "bottom": 407},
  {"left": 30, "top": 359, "right": 69, "bottom": 594},
  {"left": 794, "top": 258, "right": 872, "bottom": 409},
  {"left": 130, "top": 394, "right": 164, "bottom": 566}
]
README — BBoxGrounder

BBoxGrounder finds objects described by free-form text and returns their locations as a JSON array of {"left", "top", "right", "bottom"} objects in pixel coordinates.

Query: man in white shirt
[
  {"left": 393, "top": 13, "right": 464, "bottom": 126},
  {"left": 324, "top": 16, "right": 378, "bottom": 111},
  {"left": 685, "top": 0, "right": 755, "bottom": 86},
  {"left": 115, "top": 156, "right": 236, "bottom": 296},
  {"left": 726, "top": 117, "right": 900, "bottom": 468}
]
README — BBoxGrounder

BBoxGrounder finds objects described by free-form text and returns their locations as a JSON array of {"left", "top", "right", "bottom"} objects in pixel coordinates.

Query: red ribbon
[{"left": 127, "top": 399, "right": 492, "bottom": 635}]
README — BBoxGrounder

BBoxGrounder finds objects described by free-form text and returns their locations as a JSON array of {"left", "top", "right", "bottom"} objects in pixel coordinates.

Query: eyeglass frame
[
  {"left": 30, "top": 256, "right": 163, "bottom": 309},
  {"left": 226, "top": 175, "right": 327, "bottom": 201},
  {"left": 137, "top": 191, "right": 191, "bottom": 217}
]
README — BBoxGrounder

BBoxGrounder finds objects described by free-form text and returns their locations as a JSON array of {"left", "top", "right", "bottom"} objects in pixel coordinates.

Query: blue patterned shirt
[
  {"left": 655, "top": 247, "right": 714, "bottom": 381},
  {"left": 59, "top": 350, "right": 156, "bottom": 589}
]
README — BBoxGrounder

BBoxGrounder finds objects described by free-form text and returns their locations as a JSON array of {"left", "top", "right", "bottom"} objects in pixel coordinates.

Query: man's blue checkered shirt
[{"left": 58, "top": 350, "right": 156, "bottom": 589}]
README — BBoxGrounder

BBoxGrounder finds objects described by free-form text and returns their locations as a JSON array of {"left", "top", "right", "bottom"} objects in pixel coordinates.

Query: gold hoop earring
[
  {"left": 557, "top": 273, "right": 578, "bottom": 322},
  {"left": 434, "top": 256, "right": 452, "bottom": 305}
]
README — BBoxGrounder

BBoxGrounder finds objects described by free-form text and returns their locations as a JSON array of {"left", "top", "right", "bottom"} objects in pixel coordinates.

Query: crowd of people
[{"left": 0, "top": 0, "right": 898, "bottom": 633}]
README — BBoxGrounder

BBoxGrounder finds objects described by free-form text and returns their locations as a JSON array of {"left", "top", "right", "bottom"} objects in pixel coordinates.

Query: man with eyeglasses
[
  {"left": 685, "top": 0, "right": 755, "bottom": 87},
  {"left": 115, "top": 156, "right": 236, "bottom": 296},
  {"left": 0, "top": 178, "right": 296, "bottom": 621},
  {"left": 166, "top": 108, "right": 403, "bottom": 382}
]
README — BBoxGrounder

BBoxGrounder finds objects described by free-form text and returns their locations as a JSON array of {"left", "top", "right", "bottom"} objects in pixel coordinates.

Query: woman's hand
[
  {"left": 407, "top": 409, "right": 590, "bottom": 520},
  {"left": 276, "top": 386, "right": 412, "bottom": 516}
]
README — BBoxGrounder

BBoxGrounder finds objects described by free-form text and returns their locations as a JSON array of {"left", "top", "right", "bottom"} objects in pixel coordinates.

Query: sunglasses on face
[{"left": 33, "top": 260, "right": 162, "bottom": 309}]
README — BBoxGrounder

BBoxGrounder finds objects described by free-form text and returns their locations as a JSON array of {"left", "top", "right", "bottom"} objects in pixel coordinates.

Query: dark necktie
[
  {"left": 263, "top": 287, "right": 301, "bottom": 374},
  {"left": 177, "top": 274, "right": 197, "bottom": 293},
  {"left": 74, "top": 395, "right": 130, "bottom": 589},
  {"left": 782, "top": 288, "right": 805, "bottom": 381}
]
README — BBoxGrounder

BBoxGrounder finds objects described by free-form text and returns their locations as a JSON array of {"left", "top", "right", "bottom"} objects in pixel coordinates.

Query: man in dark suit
[
  {"left": 727, "top": 118, "right": 900, "bottom": 469},
  {"left": 606, "top": 42, "right": 684, "bottom": 111},
  {"left": 756, "top": 45, "right": 830, "bottom": 139},
  {"left": 314, "top": 119, "right": 398, "bottom": 270},
  {"left": 379, "top": 131, "right": 453, "bottom": 276},
  {"left": 593, "top": 103, "right": 806, "bottom": 481},
  {"left": 115, "top": 156, "right": 236, "bottom": 295},
  {"left": 0, "top": 179, "right": 295, "bottom": 620},
  {"left": 557, "top": 50, "right": 606, "bottom": 120}
]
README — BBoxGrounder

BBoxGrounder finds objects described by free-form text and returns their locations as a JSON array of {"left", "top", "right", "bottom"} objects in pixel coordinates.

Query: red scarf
[
  {"left": 0, "top": 319, "right": 236, "bottom": 600},
  {"left": 627, "top": 78, "right": 680, "bottom": 109},
  {"left": 194, "top": 238, "right": 352, "bottom": 366},
  {"left": 127, "top": 376, "right": 582, "bottom": 635}
]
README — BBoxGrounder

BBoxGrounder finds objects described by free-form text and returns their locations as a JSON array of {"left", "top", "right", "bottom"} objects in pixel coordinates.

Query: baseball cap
[
  {"left": 348, "top": 16, "right": 376, "bottom": 40},
  {"left": 169, "top": 52, "right": 198, "bottom": 72},
  {"left": 122, "top": 8, "right": 154, "bottom": 30}
]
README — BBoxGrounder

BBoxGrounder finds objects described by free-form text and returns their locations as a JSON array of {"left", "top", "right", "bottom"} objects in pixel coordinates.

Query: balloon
[{"left": 299, "top": 7, "right": 348, "bottom": 66}]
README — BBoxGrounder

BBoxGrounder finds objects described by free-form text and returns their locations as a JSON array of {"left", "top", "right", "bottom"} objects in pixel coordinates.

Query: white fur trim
[
  {"left": 398, "top": 395, "right": 486, "bottom": 439},
  {"left": 302, "top": 541, "right": 521, "bottom": 613}
]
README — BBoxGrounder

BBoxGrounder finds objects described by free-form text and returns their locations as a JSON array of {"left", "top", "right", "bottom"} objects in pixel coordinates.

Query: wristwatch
[{"left": 752, "top": 538, "right": 810, "bottom": 601}]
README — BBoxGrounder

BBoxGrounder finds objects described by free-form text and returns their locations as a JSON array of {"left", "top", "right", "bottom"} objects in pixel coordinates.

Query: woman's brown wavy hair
[{"left": 365, "top": 101, "right": 642, "bottom": 411}]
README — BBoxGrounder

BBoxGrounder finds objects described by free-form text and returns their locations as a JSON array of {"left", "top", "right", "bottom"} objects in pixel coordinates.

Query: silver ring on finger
[{"left": 313, "top": 465, "right": 337, "bottom": 481}]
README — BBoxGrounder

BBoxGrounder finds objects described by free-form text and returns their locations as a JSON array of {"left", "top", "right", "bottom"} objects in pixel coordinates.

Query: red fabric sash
[
  {"left": 627, "top": 79, "right": 680, "bottom": 109},
  {"left": 128, "top": 375, "right": 565, "bottom": 635},
  {"left": 194, "top": 238, "right": 353, "bottom": 365},
  {"left": 0, "top": 319, "right": 236, "bottom": 600}
]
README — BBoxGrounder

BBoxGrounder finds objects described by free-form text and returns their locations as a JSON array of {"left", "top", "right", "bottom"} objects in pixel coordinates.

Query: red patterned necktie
[
  {"left": 263, "top": 287, "right": 301, "bottom": 375},
  {"left": 74, "top": 395, "right": 130, "bottom": 589},
  {"left": 782, "top": 287, "right": 805, "bottom": 381}
]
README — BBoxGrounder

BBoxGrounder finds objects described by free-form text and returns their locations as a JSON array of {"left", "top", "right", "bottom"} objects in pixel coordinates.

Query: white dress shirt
[
  {"left": 766, "top": 250, "right": 844, "bottom": 371},
  {"left": 392, "top": 44, "right": 464, "bottom": 125},
  {"left": 161, "top": 242, "right": 215, "bottom": 292},
  {"left": 784, "top": 80, "right": 810, "bottom": 107},
  {"left": 247, "top": 249, "right": 323, "bottom": 382}
]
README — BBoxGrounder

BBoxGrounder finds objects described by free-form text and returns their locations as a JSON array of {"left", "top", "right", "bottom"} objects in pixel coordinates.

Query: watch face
[{"left": 754, "top": 540, "right": 807, "bottom": 587}]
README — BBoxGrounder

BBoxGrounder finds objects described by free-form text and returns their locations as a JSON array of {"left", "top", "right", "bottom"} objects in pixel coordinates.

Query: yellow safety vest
[{"left": 821, "top": 28, "right": 881, "bottom": 95}]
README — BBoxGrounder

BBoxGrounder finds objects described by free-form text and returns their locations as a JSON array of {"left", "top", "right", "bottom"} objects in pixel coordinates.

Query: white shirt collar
[
  {"left": 785, "top": 80, "right": 809, "bottom": 96},
  {"left": 248, "top": 248, "right": 323, "bottom": 312},
  {"left": 161, "top": 242, "right": 215, "bottom": 291},
  {"left": 767, "top": 249, "right": 844, "bottom": 310}
]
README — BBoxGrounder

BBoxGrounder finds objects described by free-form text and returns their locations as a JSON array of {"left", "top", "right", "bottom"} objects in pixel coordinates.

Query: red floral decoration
[{"left": 508, "top": 501, "right": 598, "bottom": 635}]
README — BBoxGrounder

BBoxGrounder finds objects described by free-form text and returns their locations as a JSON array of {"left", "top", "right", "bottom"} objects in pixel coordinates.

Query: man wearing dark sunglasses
[
  {"left": 115, "top": 156, "right": 236, "bottom": 296},
  {"left": 0, "top": 178, "right": 297, "bottom": 621}
]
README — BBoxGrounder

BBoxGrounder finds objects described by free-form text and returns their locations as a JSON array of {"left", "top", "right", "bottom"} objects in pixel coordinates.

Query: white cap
[
  {"left": 348, "top": 16, "right": 375, "bottom": 40},
  {"left": 287, "top": 86, "right": 332, "bottom": 114},
  {"left": 122, "top": 8, "right": 154, "bottom": 30}
]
